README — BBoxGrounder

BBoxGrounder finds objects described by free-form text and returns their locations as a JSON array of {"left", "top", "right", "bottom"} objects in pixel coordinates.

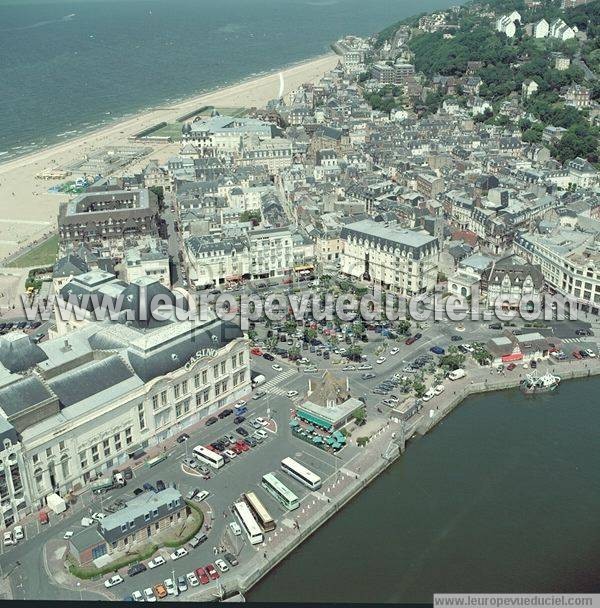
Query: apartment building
[
  {"left": 515, "top": 229, "right": 600, "bottom": 313},
  {"left": 185, "top": 227, "right": 293, "bottom": 287},
  {"left": 340, "top": 219, "right": 440, "bottom": 295},
  {"left": 57, "top": 189, "right": 160, "bottom": 259}
]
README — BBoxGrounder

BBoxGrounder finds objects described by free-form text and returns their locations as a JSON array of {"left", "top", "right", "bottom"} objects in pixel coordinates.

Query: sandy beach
[{"left": 0, "top": 53, "right": 338, "bottom": 262}]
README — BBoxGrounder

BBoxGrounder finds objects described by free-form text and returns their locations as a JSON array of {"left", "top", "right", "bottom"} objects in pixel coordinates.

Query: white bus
[
  {"left": 233, "top": 501, "right": 263, "bottom": 545},
  {"left": 243, "top": 491, "right": 276, "bottom": 531},
  {"left": 262, "top": 473, "right": 300, "bottom": 511},
  {"left": 193, "top": 445, "right": 224, "bottom": 469},
  {"left": 281, "top": 457, "right": 321, "bottom": 490}
]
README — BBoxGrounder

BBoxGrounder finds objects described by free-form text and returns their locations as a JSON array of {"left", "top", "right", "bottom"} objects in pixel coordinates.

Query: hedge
[{"left": 68, "top": 502, "right": 204, "bottom": 579}]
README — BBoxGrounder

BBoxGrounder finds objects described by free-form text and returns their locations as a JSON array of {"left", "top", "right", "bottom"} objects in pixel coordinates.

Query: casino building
[{"left": 0, "top": 277, "right": 249, "bottom": 529}]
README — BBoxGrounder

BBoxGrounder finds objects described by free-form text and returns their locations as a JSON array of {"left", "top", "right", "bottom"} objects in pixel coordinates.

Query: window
[
  {"left": 138, "top": 403, "right": 146, "bottom": 431},
  {"left": 161, "top": 390, "right": 167, "bottom": 406},
  {"left": 153, "top": 508, "right": 158, "bottom": 517},
  {"left": 183, "top": 399, "right": 190, "bottom": 414},
  {"left": 231, "top": 355, "right": 237, "bottom": 369},
  {"left": 215, "top": 384, "right": 221, "bottom": 397},
  {"left": 221, "top": 361, "right": 226, "bottom": 375},
  {"left": 129, "top": 521, "right": 135, "bottom": 529},
  {"left": 125, "top": 427, "right": 133, "bottom": 446},
  {"left": 238, "top": 352, "right": 244, "bottom": 366},
  {"left": 46, "top": 447, "right": 52, "bottom": 458},
  {"left": 174, "top": 384, "right": 180, "bottom": 399},
  {"left": 80, "top": 453, "right": 87, "bottom": 469},
  {"left": 221, "top": 380, "right": 228, "bottom": 393},
  {"left": 103, "top": 439, "right": 109, "bottom": 449},
  {"left": 121, "top": 524, "right": 127, "bottom": 533},
  {"left": 144, "top": 513, "right": 150, "bottom": 522},
  {"left": 152, "top": 395, "right": 159, "bottom": 410},
  {"left": 59, "top": 441, "right": 65, "bottom": 451},
  {"left": 203, "top": 389, "right": 210, "bottom": 403},
  {"left": 239, "top": 370, "right": 245, "bottom": 383},
  {"left": 32, "top": 454, "right": 39, "bottom": 465},
  {"left": 213, "top": 364, "right": 219, "bottom": 378},
  {"left": 233, "top": 374, "right": 238, "bottom": 387},
  {"left": 175, "top": 403, "right": 182, "bottom": 418},
  {"left": 196, "top": 394, "right": 202, "bottom": 408},
  {"left": 182, "top": 380, "right": 188, "bottom": 394},
  {"left": 202, "top": 370, "right": 208, "bottom": 384},
  {"left": 194, "top": 374, "right": 200, "bottom": 389}
]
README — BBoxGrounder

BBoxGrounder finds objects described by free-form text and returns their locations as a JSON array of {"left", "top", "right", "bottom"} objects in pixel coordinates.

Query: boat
[{"left": 520, "top": 371, "right": 560, "bottom": 394}]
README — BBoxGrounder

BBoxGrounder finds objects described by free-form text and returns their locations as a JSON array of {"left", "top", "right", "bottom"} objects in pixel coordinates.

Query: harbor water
[{"left": 249, "top": 378, "right": 600, "bottom": 602}]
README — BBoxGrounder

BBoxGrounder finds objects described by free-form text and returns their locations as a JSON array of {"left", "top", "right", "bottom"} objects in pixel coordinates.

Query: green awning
[
  {"left": 326, "top": 436, "right": 335, "bottom": 445},
  {"left": 332, "top": 442, "right": 342, "bottom": 449},
  {"left": 289, "top": 420, "right": 299, "bottom": 427},
  {"left": 297, "top": 410, "right": 333, "bottom": 431}
]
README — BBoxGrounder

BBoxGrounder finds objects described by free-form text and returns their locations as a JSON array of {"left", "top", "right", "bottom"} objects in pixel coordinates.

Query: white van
[{"left": 448, "top": 368, "right": 466, "bottom": 381}]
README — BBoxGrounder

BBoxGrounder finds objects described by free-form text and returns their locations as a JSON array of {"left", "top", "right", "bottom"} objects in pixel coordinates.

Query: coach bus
[
  {"left": 281, "top": 457, "right": 322, "bottom": 490},
  {"left": 193, "top": 445, "right": 224, "bottom": 469},
  {"left": 261, "top": 473, "right": 300, "bottom": 511},
  {"left": 233, "top": 500, "right": 263, "bottom": 545},
  {"left": 243, "top": 491, "right": 276, "bottom": 531}
]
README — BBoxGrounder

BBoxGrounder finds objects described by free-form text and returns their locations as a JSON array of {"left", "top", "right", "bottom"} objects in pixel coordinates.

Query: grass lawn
[
  {"left": 7, "top": 234, "right": 59, "bottom": 268},
  {"left": 148, "top": 122, "right": 186, "bottom": 139}
]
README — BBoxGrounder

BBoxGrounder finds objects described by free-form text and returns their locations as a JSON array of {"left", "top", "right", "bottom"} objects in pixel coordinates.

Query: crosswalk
[
  {"left": 561, "top": 338, "right": 582, "bottom": 344},
  {"left": 261, "top": 368, "right": 297, "bottom": 396}
]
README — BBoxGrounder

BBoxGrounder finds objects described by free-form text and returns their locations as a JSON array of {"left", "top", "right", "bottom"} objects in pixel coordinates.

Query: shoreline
[
  {"left": 0, "top": 51, "right": 336, "bottom": 174},
  {"left": 0, "top": 52, "right": 339, "bottom": 262}
]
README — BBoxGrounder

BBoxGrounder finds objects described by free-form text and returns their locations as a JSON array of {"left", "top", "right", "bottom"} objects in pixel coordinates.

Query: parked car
[
  {"left": 430, "top": 346, "right": 445, "bottom": 355},
  {"left": 233, "top": 415, "right": 246, "bottom": 424},
  {"left": 188, "top": 533, "right": 208, "bottom": 548},
  {"left": 164, "top": 578, "right": 177, "bottom": 596},
  {"left": 262, "top": 353, "right": 275, "bottom": 361},
  {"left": 127, "top": 563, "right": 147, "bottom": 577},
  {"left": 272, "top": 364, "right": 283, "bottom": 372},
  {"left": 143, "top": 588, "right": 156, "bottom": 602},
  {"left": 148, "top": 556, "right": 166, "bottom": 569},
  {"left": 153, "top": 584, "right": 167, "bottom": 599},
  {"left": 63, "top": 530, "right": 74, "bottom": 540},
  {"left": 195, "top": 490, "right": 210, "bottom": 503},
  {"left": 131, "top": 590, "right": 144, "bottom": 602},
  {"left": 215, "top": 559, "right": 229, "bottom": 573},
  {"left": 3, "top": 531, "right": 14, "bottom": 546},
  {"left": 218, "top": 408, "right": 233, "bottom": 419},
  {"left": 156, "top": 480, "right": 166, "bottom": 492},
  {"left": 507, "top": 363, "right": 517, "bottom": 371},
  {"left": 143, "top": 482, "right": 156, "bottom": 493},
  {"left": 13, "top": 525, "right": 24, "bottom": 541},
  {"left": 244, "top": 437, "right": 257, "bottom": 447},
  {"left": 176, "top": 433, "right": 189, "bottom": 443},
  {"left": 183, "top": 457, "right": 197, "bottom": 470},
  {"left": 171, "top": 547, "right": 187, "bottom": 561},
  {"left": 451, "top": 335, "right": 463, "bottom": 341},
  {"left": 177, "top": 576, "right": 188, "bottom": 593},
  {"left": 236, "top": 427, "right": 249, "bottom": 437},
  {"left": 224, "top": 552, "right": 239, "bottom": 567},
  {"left": 390, "top": 347, "right": 400, "bottom": 355},
  {"left": 205, "top": 563, "right": 220, "bottom": 580},
  {"left": 195, "top": 567, "right": 210, "bottom": 585},
  {"left": 205, "top": 416, "right": 218, "bottom": 426},
  {"left": 186, "top": 572, "right": 200, "bottom": 587},
  {"left": 255, "top": 429, "right": 268, "bottom": 439},
  {"left": 229, "top": 521, "right": 242, "bottom": 536},
  {"left": 104, "top": 575, "right": 124, "bottom": 588},
  {"left": 573, "top": 351, "right": 583, "bottom": 360},
  {"left": 376, "top": 356, "right": 386, "bottom": 364}
]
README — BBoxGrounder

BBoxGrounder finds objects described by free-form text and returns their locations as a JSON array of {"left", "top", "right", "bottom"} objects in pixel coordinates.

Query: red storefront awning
[{"left": 502, "top": 353, "right": 523, "bottom": 362}]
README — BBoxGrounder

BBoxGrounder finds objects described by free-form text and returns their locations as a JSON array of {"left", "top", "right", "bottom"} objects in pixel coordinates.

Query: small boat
[{"left": 520, "top": 371, "right": 560, "bottom": 394}]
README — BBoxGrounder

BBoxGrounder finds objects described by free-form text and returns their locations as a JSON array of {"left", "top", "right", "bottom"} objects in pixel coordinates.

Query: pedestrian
[{"left": 263, "top": 552, "right": 267, "bottom": 559}]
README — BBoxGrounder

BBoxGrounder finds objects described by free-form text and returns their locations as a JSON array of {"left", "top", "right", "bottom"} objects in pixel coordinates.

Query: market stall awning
[
  {"left": 501, "top": 353, "right": 523, "bottom": 363},
  {"left": 297, "top": 410, "right": 333, "bottom": 431}
]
